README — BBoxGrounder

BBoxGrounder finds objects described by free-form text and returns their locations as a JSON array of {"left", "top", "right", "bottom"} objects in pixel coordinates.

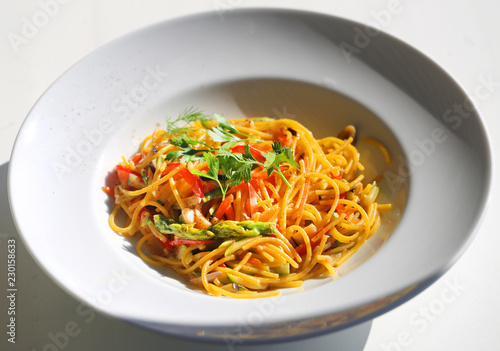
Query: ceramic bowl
[{"left": 9, "top": 8, "right": 492, "bottom": 342}]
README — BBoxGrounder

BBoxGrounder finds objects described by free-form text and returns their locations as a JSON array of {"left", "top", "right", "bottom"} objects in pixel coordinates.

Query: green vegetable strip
[{"left": 153, "top": 215, "right": 279, "bottom": 240}]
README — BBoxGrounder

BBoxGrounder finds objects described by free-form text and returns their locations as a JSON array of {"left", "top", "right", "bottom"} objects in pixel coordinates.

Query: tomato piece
[
  {"left": 157, "top": 239, "right": 173, "bottom": 250},
  {"left": 203, "top": 181, "right": 219, "bottom": 194},
  {"left": 179, "top": 168, "right": 204, "bottom": 198},
  {"left": 116, "top": 169, "right": 129, "bottom": 183},
  {"left": 225, "top": 202, "right": 236, "bottom": 221},
  {"left": 251, "top": 169, "right": 272, "bottom": 180},
  {"left": 129, "top": 152, "right": 145, "bottom": 164},
  {"left": 101, "top": 186, "right": 114, "bottom": 196},
  {"left": 214, "top": 194, "right": 234, "bottom": 220}
]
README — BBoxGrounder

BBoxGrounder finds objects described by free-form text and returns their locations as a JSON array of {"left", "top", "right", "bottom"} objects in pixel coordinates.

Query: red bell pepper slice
[
  {"left": 157, "top": 239, "right": 173, "bottom": 250},
  {"left": 214, "top": 194, "right": 234, "bottom": 220},
  {"left": 101, "top": 186, "right": 114, "bottom": 196},
  {"left": 169, "top": 239, "right": 216, "bottom": 246},
  {"left": 115, "top": 165, "right": 141, "bottom": 184},
  {"left": 250, "top": 143, "right": 272, "bottom": 153},
  {"left": 179, "top": 168, "right": 204, "bottom": 198},
  {"left": 116, "top": 164, "right": 141, "bottom": 177},
  {"left": 251, "top": 169, "right": 272, "bottom": 180},
  {"left": 203, "top": 180, "right": 219, "bottom": 194},
  {"left": 159, "top": 163, "right": 204, "bottom": 198},
  {"left": 129, "top": 152, "right": 145, "bottom": 165},
  {"left": 225, "top": 203, "right": 236, "bottom": 221},
  {"left": 231, "top": 144, "right": 267, "bottom": 163},
  {"left": 161, "top": 162, "right": 181, "bottom": 177}
]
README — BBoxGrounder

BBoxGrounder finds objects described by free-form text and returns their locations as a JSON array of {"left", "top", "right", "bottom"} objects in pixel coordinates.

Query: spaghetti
[{"left": 106, "top": 110, "right": 391, "bottom": 298}]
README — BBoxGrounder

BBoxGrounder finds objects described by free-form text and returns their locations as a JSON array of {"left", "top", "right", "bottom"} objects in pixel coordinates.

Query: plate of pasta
[
  {"left": 9, "top": 8, "right": 492, "bottom": 342},
  {"left": 107, "top": 110, "right": 395, "bottom": 298}
]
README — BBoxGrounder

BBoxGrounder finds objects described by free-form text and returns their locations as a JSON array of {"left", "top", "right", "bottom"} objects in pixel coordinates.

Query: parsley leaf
[
  {"left": 206, "top": 126, "right": 240, "bottom": 143},
  {"left": 271, "top": 141, "right": 282, "bottom": 154},
  {"left": 263, "top": 152, "right": 276, "bottom": 176},
  {"left": 164, "top": 137, "right": 212, "bottom": 163},
  {"left": 262, "top": 142, "right": 299, "bottom": 187},
  {"left": 243, "top": 144, "right": 256, "bottom": 161},
  {"left": 162, "top": 110, "right": 299, "bottom": 198},
  {"left": 204, "top": 152, "right": 220, "bottom": 180},
  {"left": 212, "top": 113, "right": 255, "bottom": 140},
  {"left": 213, "top": 113, "right": 239, "bottom": 134}
]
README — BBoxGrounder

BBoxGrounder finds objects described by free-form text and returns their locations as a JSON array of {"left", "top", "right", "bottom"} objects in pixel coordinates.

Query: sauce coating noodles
[{"left": 106, "top": 114, "right": 390, "bottom": 298}]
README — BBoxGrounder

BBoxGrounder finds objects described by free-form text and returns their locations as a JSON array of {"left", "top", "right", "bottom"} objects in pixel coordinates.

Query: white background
[{"left": 1, "top": 1, "right": 499, "bottom": 350}]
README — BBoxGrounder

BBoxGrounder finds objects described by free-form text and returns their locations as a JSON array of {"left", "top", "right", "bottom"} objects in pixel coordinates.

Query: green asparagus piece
[
  {"left": 209, "top": 220, "right": 278, "bottom": 238},
  {"left": 153, "top": 215, "right": 278, "bottom": 240}
]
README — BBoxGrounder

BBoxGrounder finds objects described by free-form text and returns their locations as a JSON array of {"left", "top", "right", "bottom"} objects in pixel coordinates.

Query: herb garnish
[
  {"left": 165, "top": 107, "right": 211, "bottom": 137},
  {"left": 164, "top": 109, "right": 299, "bottom": 199}
]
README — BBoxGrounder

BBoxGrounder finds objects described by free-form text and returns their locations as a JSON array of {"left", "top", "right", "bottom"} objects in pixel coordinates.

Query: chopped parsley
[{"left": 164, "top": 110, "right": 299, "bottom": 199}]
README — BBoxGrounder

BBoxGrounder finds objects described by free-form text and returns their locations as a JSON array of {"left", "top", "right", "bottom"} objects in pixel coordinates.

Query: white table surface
[{"left": 1, "top": 1, "right": 499, "bottom": 350}]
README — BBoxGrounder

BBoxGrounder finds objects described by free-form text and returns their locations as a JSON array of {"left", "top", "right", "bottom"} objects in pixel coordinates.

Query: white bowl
[{"left": 8, "top": 8, "right": 492, "bottom": 342}]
